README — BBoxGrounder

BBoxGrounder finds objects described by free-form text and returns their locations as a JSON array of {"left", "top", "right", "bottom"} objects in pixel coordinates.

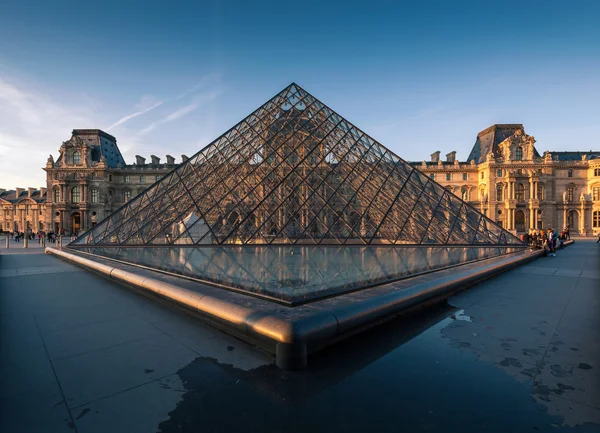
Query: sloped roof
[
  {"left": 467, "top": 124, "right": 541, "bottom": 163},
  {"left": 551, "top": 151, "right": 600, "bottom": 161},
  {"left": 56, "top": 129, "right": 126, "bottom": 168}
]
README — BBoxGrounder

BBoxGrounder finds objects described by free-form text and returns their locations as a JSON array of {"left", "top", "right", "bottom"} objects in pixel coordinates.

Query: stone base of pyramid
[{"left": 46, "top": 246, "right": 541, "bottom": 369}]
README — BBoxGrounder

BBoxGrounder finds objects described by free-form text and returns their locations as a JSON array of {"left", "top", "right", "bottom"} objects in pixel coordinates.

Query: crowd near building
[{"left": 1, "top": 125, "right": 599, "bottom": 237}]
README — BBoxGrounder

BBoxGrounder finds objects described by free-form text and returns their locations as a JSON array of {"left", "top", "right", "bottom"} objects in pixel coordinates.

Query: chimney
[
  {"left": 431, "top": 151, "right": 440, "bottom": 163},
  {"left": 150, "top": 155, "right": 160, "bottom": 165},
  {"left": 166, "top": 155, "right": 175, "bottom": 165},
  {"left": 446, "top": 151, "right": 456, "bottom": 163},
  {"left": 181, "top": 154, "right": 189, "bottom": 163},
  {"left": 15, "top": 187, "right": 23, "bottom": 197},
  {"left": 27, "top": 187, "right": 35, "bottom": 197},
  {"left": 135, "top": 155, "right": 146, "bottom": 166}
]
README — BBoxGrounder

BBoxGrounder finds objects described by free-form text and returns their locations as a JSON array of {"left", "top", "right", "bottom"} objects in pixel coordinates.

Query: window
[
  {"left": 537, "top": 185, "right": 544, "bottom": 200},
  {"left": 109, "top": 174, "right": 112, "bottom": 182},
  {"left": 496, "top": 169, "right": 502, "bottom": 177},
  {"left": 515, "top": 147, "right": 523, "bottom": 161},
  {"left": 516, "top": 183, "right": 525, "bottom": 201},
  {"left": 594, "top": 211, "right": 600, "bottom": 228},
  {"left": 462, "top": 173, "right": 467, "bottom": 181},
  {"left": 91, "top": 189, "right": 99, "bottom": 203},
  {"left": 39, "top": 209, "right": 42, "bottom": 215},
  {"left": 156, "top": 175, "right": 162, "bottom": 182},
  {"left": 496, "top": 184, "right": 503, "bottom": 201},
  {"left": 593, "top": 187, "right": 600, "bottom": 201},
  {"left": 54, "top": 188, "right": 60, "bottom": 203},
  {"left": 461, "top": 189, "right": 468, "bottom": 201},
  {"left": 139, "top": 175, "right": 145, "bottom": 184},
  {"left": 26, "top": 206, "right": 30, "bottom": 216},
  {"left": 568, "top": 169, "right": 573, "bottom": 178},
  {"left": 496, "top": 220, "right": 503, "bottom": 228},
  {"left": 481, "top": 172, "right": 484, "bottom": 179},
  {"left": 595, "top": 168, "right": 600, "bottom": 176},
  {"left": 429, "top": 173, "right": 435, "bottom": 180},
  {"left": 73, "top": 151, "right": 80, "bottom": 164},
  {"left": 71, "top": 186, "right": 80, "bottom": 203},
  {"left": 517, "top": 169, "right": 522, "bottom": 175},
  {"left": 446, "top": 173, "right": 451, "bottom": 181},
  {"left": 124, "top": 190, "right": 131, "bottom": 202},
  {"left": 567, "top": 187, "right": 574, "bottom": 202},
  {"left": 124, "top": 175, "right": 131, "bottom": 184}
]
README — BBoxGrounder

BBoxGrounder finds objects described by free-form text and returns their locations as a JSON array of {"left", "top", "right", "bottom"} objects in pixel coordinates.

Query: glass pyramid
[{"left": 72, "top": 83, "right": 521, "bottom": 248}]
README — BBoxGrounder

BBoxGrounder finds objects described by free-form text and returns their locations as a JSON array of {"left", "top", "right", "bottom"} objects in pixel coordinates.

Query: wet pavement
[{"left": 1, "top": 239, "right": 598, "bottom": 433}]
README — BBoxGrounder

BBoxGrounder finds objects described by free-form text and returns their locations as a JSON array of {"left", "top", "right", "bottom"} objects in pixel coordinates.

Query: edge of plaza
[{"left": 45, "top": 244, "right": 566, "bottom": 369}]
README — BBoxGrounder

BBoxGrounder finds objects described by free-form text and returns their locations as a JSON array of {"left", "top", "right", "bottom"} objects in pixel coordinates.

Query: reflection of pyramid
[{"left": 72, "top": 83, "right": 521, "bottom": 247}]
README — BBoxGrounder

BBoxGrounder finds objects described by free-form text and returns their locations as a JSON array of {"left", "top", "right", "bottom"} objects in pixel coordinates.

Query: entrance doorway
[
  {"left": 567, "top": 210, "right": 579, "bottom": 231},
  {"left": 515, "top": 210, "right": 525, "bottom": 232},
  {"left": 71, "top": 212, "right": 81, "bottom": 235}
]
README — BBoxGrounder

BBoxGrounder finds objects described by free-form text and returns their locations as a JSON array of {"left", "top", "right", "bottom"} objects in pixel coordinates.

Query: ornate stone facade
[
  {"left": 0, "top": 129, "right": 182, "bottom": 235},
  {"left": 411, "top": 124, "right": 600, "bottom": 236},
  {"left": 2, "top": 125, "right": 599, "bottom": 237}
]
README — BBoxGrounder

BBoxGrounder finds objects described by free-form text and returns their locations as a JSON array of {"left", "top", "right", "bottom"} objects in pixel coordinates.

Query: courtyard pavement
[{"left": 0, "top": 240, "right": 598, "bottom": 433}]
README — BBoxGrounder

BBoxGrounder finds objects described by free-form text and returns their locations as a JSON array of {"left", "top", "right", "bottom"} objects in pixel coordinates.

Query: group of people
[
  {"left": 525, "top": 228, "right": 561, "bottom": 256},
  {"left": 8, "top": 231, "right": 59, "bottom": 244}
]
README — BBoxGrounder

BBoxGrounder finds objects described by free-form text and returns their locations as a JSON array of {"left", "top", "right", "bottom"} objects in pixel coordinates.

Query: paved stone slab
[{"left": 1, "top": 242, "right": 599, "bottom": 432}]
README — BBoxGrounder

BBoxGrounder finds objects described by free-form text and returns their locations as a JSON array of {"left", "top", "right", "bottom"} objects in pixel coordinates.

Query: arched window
[
  {"left": 537, "top": 184, "right": 544, "bottom": 200},
  {"left": 516, "top": 183, "right": 525, "bottom": 201},
  {"left": 71, "top": 186, "right": 80, "bottom": 203},
  {"left": 496, "top": 184, "right": 503, "bottom": 201},
  {"left": 461, "top": 189, "right": 469, "bottom": 201},
  {"left": 91, "top": 189, "right": 99, "bottom": 203},
  {"left": 73, "top": 151, "right": 80, "bottom": 165},
  {"left": 515, "top": 147, "right": 523, "bottom": 161},
  {"left": 593, "top": 210, "right": 600, "bottom": 228},
  {"left": 53, "top": 188, "right": 60, "bottom": 203}
]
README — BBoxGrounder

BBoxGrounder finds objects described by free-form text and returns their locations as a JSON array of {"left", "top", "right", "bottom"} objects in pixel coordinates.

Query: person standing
[{"left": 548, "top": 228, "right": 557, "bottom": 257}]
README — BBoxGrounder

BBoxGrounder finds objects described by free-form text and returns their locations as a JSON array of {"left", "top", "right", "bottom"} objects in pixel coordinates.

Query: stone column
[{"left": 563, "top": 208, "right": 567, "bottom": 231}]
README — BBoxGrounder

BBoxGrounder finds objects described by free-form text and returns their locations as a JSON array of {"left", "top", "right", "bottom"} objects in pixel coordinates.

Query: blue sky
[{"left": 1, "top": 0, "right": 599, "bottom": 188}]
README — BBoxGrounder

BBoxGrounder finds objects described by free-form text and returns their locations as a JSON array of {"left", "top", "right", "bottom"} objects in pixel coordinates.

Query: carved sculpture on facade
[{"left": 562, "top": 191, "right": 568, "bottom": 202}]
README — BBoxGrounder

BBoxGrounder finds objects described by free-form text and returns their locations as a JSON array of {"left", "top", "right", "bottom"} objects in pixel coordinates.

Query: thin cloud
[
  {"left": 106, "top": 100, "right": 163, "bottom": 131},
  {"left": 106, "top": 73, "right": 221, "bottom": 131},
  {"left": 136, "top": 89, "right": 222, "bottom": 137}
]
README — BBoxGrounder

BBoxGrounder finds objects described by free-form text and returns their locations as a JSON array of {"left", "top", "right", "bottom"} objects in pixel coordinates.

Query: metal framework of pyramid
[{"left": 72, "top": 83, "right": 521, "bottom": 248}]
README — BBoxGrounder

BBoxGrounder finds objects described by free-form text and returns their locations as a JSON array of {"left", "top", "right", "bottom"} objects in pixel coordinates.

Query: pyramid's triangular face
[{"left": 72, "top": 83, "right": 522, "bottom": 247}]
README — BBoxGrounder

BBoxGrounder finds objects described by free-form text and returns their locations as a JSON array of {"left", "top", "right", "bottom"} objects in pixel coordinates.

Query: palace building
[
  {"left": 1, "top": 129, "right": 176, "bottom": 235},
  {"left": 1, "top": 124, "right": 599, "bottom": 237},
  {"left": 409, "top": 124, "right": 600, "bottom": 235}
]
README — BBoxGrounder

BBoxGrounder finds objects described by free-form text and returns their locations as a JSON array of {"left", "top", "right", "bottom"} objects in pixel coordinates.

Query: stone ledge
[{"left": 46, "top": 247, "right": 540, "bottom": 369}]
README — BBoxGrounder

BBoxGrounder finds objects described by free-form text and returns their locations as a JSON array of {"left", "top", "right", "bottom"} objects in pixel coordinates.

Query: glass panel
[
  {"left": 80, "top": 245, "right": 522, "bottom": 305},
  {"left": 69, "top": 83, "right": 522, "bottom": 248}
]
